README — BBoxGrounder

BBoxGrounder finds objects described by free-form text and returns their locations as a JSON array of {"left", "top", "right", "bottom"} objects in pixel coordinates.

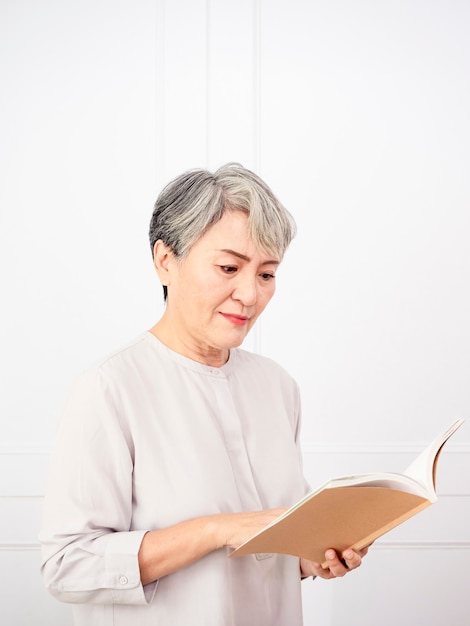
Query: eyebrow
[{"left": 218, "top": 249, "right": 280, "bottom": 265}]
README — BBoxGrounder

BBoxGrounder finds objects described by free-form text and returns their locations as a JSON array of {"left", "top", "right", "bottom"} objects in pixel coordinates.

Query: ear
[{"left": 153, "top": 240, "right": 174, "bottom": 287}]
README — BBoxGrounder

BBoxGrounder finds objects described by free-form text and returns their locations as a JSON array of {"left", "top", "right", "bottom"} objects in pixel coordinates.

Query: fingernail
[
  {"left": 343, "top": 550, "right": 354, "bottom": 560},
  {"left": 326, "top": 550, "right": 336, "bottom": 559}
]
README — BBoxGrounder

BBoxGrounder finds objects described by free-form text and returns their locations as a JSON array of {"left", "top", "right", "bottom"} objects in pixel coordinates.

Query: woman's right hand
[{"left": 139, "top": 508, "right": 286, "bottom": 585}]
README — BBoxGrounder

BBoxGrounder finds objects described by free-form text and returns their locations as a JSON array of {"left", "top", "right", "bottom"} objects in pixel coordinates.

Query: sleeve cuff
[{"left": 104, "top": 530, "right": 158, "bottom": 604}]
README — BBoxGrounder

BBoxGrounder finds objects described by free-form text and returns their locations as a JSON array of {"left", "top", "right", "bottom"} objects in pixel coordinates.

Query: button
[
  {"left": 119, "top": 575, "right": 128, "bottom": 585},
  {"left": 255, "top": 553, "right": 273, "bottom": 561}
]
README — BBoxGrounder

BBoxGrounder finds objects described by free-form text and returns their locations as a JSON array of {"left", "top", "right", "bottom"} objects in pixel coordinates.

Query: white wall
[{"left": 1, "top": 1, "right": 469, "bottom": 624}]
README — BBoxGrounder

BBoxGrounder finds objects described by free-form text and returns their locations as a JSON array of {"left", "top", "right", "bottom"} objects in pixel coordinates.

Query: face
[{"left": 153, "top": 210, "right": 280, "bottom": 365}]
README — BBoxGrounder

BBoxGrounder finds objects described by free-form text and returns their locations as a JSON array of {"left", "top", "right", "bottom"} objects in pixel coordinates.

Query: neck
[{"left": 149, "top": 321, "right": 229, "bottom": 368}]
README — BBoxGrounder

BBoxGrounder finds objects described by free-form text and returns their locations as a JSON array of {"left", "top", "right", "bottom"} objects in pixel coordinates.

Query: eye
[
  {"left": 260, "top": 272, "right": 276, "bottom": 282},
  {"left": 220, "top": 265, "right": 238, "bottom": 274}
]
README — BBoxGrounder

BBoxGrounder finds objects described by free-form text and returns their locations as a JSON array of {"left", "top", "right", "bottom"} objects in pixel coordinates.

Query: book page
[
  {"left": 403, "top": 419, "right": 464, "bottom": 495},
  {"left": 327, "top": 472, "right": 429, "bottom": 498},
  {"left": 273, "top": 472, "right": 429, "bottom": 527}
]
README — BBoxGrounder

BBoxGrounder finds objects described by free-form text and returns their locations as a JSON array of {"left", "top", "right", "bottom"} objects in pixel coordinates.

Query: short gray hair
[{"left": 149, "top": 163, "right": 296, "bottom": 299}]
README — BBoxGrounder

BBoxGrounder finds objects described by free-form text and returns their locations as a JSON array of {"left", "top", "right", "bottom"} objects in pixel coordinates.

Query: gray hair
[{"left": 149, "top": 163, "right": 296, "bottom": 299}]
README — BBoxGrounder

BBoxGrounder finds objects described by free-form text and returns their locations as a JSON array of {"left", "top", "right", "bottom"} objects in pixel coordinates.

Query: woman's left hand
[{"left": 300, "top": 545, "right": 370, "bottom": 579}]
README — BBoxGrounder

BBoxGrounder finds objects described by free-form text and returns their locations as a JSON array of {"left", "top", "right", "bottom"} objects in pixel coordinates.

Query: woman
[{"left": 40, "top": 164, "right": 367, "bottom": 625}]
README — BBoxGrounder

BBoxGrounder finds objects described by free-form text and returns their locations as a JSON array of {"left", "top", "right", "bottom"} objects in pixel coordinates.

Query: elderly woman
[{"left": 40, "top": 164, "right": 367, "bottom": 625}]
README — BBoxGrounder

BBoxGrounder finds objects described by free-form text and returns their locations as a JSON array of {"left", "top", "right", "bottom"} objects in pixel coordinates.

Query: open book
[{"left": 230, "top": 419, "right": 464, "bottom": 565}]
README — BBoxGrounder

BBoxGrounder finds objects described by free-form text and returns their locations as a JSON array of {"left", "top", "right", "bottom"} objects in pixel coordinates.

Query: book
[{"left": 230, "top": 419, "right": 464, "bottom": 566}]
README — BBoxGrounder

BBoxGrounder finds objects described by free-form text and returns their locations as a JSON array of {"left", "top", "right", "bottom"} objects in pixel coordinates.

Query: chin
[
  {"left": 228, "top": 333, "right": 251, "bottom": 349},
  {"left": 229, "top": 339, "right": 245, "bottom": 349},
  {"left": 217, "top": 333, "right": 247, "bottom": 350}
]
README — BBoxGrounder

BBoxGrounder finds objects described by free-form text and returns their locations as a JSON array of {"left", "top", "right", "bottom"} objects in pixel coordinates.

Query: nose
[{"left": 232, "top": 273, "right": 257, "bottom": 306}]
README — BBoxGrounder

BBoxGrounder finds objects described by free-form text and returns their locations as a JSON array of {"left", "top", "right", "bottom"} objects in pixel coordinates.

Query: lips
[{"left": 220, "top": 313, "right": 249, "bottom": 326}]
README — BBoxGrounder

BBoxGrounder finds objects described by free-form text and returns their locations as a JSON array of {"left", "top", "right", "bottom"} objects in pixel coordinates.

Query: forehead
[
  {"left": 193, "top": 211, "right": 279, "bottom": 262},
  {"left": 207, "top": 209, "right": 248, "bottom": 236}
]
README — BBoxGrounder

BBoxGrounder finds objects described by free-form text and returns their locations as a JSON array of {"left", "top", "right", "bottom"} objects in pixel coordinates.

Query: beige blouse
[{"left": 40, "top": 332, "right": 309, "bottom": 625}]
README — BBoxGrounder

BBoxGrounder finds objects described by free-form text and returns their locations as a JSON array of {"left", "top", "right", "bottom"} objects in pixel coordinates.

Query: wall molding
[
  {"left": 0, "top": 442, "right": 468, "bottom": 457},
  {"left": 375, "top": 540, "right": 470, "bottom": 550},
  {"left": 0, "top": 542, "right": 40, "bottom": 551},
  {"left": 301, "top": 442, "right": 470, "bottom": 455},
  {"left": 1, "top": 540, "right": 469, "bottom": 552},
  {"left": 0, "top": 445, "right": 51, "bottom": 456}
]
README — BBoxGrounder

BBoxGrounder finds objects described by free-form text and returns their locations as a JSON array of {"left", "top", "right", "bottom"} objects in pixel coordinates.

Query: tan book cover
[{"left": 230, "top": 419, "right": 464, "bottom": 565}]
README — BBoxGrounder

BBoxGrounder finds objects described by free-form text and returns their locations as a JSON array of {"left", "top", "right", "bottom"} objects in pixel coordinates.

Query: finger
[
  {"left": 341, "top": 549, "right": 362, "bottom": 571},
  {"left": 324, "top": 549, "right": 350, "bottom": 577},
  {"left": 300, "top": 558, "right": 336, "bottom": 580},
  {"left": 313, "top": 562, "right": 336, "bottom": 580}
]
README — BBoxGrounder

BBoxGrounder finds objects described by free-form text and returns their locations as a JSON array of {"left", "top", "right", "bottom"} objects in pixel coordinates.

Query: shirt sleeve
[{"left": 40, "top": 367, "right": 157, "bottom": 605}]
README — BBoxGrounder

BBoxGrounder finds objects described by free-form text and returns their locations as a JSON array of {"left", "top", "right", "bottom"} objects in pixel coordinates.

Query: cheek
[{"left": 257, "top": 285, "right": 276, "bottom": 313}]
